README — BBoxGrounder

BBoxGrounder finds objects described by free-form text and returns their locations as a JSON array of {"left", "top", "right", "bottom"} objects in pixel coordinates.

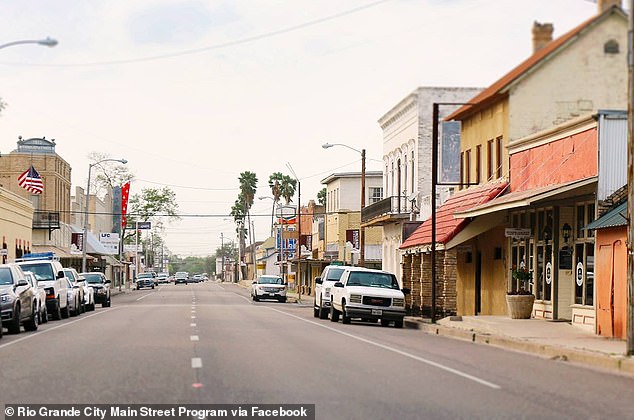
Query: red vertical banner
[{"left": 121, "top": 182, "right": 131, "bottom": 230}]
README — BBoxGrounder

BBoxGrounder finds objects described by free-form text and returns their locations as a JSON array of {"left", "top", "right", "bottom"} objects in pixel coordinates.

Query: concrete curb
[{"left": 405, "top": 318, "right": 634, "bottom": 376}]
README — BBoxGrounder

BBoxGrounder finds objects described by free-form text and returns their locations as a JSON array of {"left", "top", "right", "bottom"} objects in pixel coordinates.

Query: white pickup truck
[
  {"left": 313, "top": 265, "right": 346, "bottom": 319},
  {"left": 329, "top": 267, "right": 408, "bottom": 328}
]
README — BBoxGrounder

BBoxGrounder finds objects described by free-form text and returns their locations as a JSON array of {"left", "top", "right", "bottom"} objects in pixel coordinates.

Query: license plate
[
  {"left": 268, "top": 293, "right": 276, "bottom": 296},
  {"left": 371, "top": 309, "right": 382, "bottom": 316}
]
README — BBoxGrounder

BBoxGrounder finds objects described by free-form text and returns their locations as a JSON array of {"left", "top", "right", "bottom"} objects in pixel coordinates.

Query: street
[{"left": 1, "top": 281, "right": 633, "bottom": 420}]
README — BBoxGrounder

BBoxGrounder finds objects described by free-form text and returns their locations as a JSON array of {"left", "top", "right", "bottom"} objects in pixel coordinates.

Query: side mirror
[
  {"left": 252, "top": 281, "right": 257, "bottom": 285},
  {"left": 17, "top": 279, "right": 29, "bottom": 287},
  {"left": 402, "top": 287, "right": 411, "bottom": 295},
  {"left": 56, "top": 271, "right": 65, "bottom": 279},
  {"left": 314, "top": 277, "right": 322, "bottom": 285},
  {"left": 73, "top": 285, "right": 80, "bottom": 289},
  {"left": 334, "top": 282, "right": 344, "bottom": 288},
  {"left": 105, "top": 280, "right": 111, "bottom": 284}
]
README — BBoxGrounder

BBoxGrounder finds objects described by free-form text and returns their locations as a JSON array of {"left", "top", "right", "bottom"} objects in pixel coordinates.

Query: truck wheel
[
  {"left": 24, "top": 307, "right": 39, "bottom": 331},
  {"left": 341, "top": 301, "right": 351, "bottom": 324},
  {"left": 7, "top": 304, "right": 21, "bottom": 334},
  {"left": 330, "top": 304, "right": 339, "bottom": 322},
  {"left": 41, "top": 305, "right": 48, "bottom": 323},
  {"left": 52, "top": 301, "right": 62, "bottom": 320},
  {"left": 319, "top": 302, "right": 329, "bottom": 320},
  {"left": 394, "top": 319, "right": 404, "bottom": 329}
]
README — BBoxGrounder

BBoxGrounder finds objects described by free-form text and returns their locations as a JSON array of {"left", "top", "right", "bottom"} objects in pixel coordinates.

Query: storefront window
[{"left": 574, "top": 202, "right": 595, "bottom": 306}]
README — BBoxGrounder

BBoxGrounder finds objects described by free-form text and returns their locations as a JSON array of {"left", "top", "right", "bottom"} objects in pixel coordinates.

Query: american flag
[{"left": 17, "top": 165, "right": 44, "bottom": 194}]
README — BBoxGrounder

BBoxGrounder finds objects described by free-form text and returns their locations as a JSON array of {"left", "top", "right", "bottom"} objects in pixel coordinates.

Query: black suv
[
  {"left": 0, "top": 263, "right": 39, "bottom": 333},
  {"left": 80, "top": 272, "right": 111, "bottom": 307}
]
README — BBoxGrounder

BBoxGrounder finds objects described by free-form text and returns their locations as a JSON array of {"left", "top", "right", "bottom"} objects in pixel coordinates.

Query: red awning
[{"left": 400, "top": 182, "right": 508, "bottom": 250}]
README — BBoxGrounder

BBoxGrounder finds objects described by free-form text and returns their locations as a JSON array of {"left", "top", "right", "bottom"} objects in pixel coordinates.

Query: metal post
[
  {"left": 81, "top": 164, "right": 93, "bottom": 273},
  {"left": 220, "top": 233, "right": 225, "bottom": 282},
  {"left": 431, "top": 103, "right": 439, "bottom": 323},
  {"left": 627, "top": 0, "right": 634, "bottom": 356},
  {"left": 360, "top": 149, "right": 366, "bottom": 267},
  {"left": 297, "top": 180, "right": 301, "bottom": 295},
  {"left": 135, "top": 221, "right": 140, "bottom": 278}
]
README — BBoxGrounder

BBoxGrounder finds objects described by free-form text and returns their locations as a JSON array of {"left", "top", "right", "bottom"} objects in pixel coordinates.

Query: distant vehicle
[
  {"left": 329, "top": 267, "right": 408, "bottom": 328},
  {"left": 64, "top": 277, "right": 82, "bottom": 317},
  {"left": 251, "top": 275, "right": 287, "bottom": 303},
  {"left": 174, "top": 272, "right": 189, "bottom": 285},
  {"left": 63, "top": 268, "right": 85, "bottom": 314},
  {"left": 314, "top": 265, "right": 346, "bottom": 319},
  {"left": 192, "top": 274, "right": 202, "bottom": 283},
  {"left": 16, "top": 253, "right": 69, "bottom": 320},
  {"left": 81, "top": 272, "right": 111, "bottom": 307},
  {"left": 23, "top": 271, "right": 48, "bottom": 324},
  {"left": 0, "top": 263, "right": 39, "bottom": 333},
  {"left": 136, "top": 272, "right": 156, "bottom": 290},
  {"left": 156, "top": 273, "right": 169, "bottom": 284}
]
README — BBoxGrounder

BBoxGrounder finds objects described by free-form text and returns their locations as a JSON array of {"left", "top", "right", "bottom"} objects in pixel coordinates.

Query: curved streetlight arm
[
  {"left": 322, "top": 142, "right": 362, "bottom": 155},
  {"left": 0, "top": 37, "right": 58, "bottom": 50}
]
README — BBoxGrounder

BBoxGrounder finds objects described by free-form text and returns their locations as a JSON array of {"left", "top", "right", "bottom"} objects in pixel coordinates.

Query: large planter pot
[{"left": 506, "top": 294, "right": 535, "bottom": 319}]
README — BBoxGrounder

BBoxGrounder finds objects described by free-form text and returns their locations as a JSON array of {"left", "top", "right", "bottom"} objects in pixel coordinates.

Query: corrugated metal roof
[
  {"left": 400, "top": 182, "right": 508, "bottom": 249},
  {"left": 586, "top": 201, "right": 627, "bottom": 230}
]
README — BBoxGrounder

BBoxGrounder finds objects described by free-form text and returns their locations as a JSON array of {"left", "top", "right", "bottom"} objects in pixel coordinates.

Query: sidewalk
[{"left": 405, "top": 315, "right": 634, "bottom": 375}]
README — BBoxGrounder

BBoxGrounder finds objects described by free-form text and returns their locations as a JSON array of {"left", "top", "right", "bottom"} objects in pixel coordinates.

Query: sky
[{"left": 0, "top": 0, "right": 603, "bottom": 256}]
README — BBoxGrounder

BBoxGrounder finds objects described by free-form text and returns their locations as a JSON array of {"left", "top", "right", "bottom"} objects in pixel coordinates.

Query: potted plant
[{"left": 506, "top": 267, "right": 535, "bottom": 319}]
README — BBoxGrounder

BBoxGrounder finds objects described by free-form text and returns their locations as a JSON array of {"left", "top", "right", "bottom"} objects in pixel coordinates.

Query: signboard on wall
[
  {"left": 99, "top": 232, "right": 120, "bottom": 254},
  {"left": 505, "top": 228, "right": 531, "bottom": 238}
]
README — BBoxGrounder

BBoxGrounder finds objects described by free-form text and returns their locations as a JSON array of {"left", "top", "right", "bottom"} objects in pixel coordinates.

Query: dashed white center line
[
  {"left": 191, "top": 316, "right": 196, "bottom": 319},
  {"left": 191, "top": 358, "right": 202, "bottom": 368},
  {"left": 190, "top": 335, "right": 199, "bottom": 341},
  {"left": 190, "top": 323, "right": 196, "bottom": 327}
]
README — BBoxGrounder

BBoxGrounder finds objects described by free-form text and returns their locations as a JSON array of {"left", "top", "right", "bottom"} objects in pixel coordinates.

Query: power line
[{"left": 0, "top": 0, "right": 391, "bottom": 68}]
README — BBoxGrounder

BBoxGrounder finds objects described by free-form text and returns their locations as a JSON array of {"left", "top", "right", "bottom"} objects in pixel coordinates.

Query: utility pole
[
  {"left": 220, "top": 233, "right": 225, "bottom": 282},
  {"left": 626, "top": 0, "right": 634, "bottom": 356},
  {"left": 360, "top": 149, "right": 366, "bottom": 267}
]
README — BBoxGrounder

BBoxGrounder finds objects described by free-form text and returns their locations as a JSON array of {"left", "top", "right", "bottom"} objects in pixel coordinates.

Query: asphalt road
[{"left": 1, "top": 281, "right": 634, "bottom": 420}]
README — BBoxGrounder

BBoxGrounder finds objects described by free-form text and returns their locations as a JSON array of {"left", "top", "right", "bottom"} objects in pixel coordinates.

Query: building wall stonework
[{"left": 0, "top": 188, "right": 33, "bottom": 261}]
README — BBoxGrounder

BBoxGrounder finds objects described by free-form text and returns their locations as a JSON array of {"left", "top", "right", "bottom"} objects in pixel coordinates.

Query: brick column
[
  {"left": 441, "top": 249, "right": 458, "bottom": 317},
  {"left": 421, "top": 253, "right": 432, "bottom": 316},
  {"left": 411, "top": 254, "right": 422, "bottom": 316},
  {"left": 402, "top": 254, "right": 412, "bottom": 312}
]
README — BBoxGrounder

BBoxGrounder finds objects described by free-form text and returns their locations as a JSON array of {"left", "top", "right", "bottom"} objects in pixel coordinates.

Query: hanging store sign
[
  {"left": 545, "top": 262, "right": 552, "bottom": 285},
  {"left": 576, "top": 262, "right": 584, "bottom": 286},
  {"left": 505, "top": 228, "right": 531, "bottom": 238}
]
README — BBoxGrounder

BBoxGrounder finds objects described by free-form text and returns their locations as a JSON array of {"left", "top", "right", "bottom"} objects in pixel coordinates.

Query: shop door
[{"left": 475, "top": 252, "right": 482, "bottom": 315}]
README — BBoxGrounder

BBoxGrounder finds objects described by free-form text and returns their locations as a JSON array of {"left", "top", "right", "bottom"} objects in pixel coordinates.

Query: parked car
[
  {"left": 136, "top": 272, "right": 156, "bottom": 290},
  {"left": 64, "top": 277, "right": 82, "bottom": 317},
  {"left": 313, "top": 265, "right": 346, "bottom": 319},
  {"left": 24, "top": 271, "right": 48, "bottom": 324},
  {"left": 63, "top": 268, "right": 85, "bottom": 314},
  {"left": 16, "top": 253, "right": 69, "bottom": 320},
  {"left": 174, "top": 272, "right": 189, "bottom": 285},
  {"left": 0, "top": 263, "right": 39, "bottom": 333},
  {"left": 192, "top": 274, "right": 202, "bottom": 283},
  {"left": 251, "top": 275, "right": 287, "bottom": 303},
  {"left": 329, "top": 267, "right": 409, "bottom": 328},
  {"left": 81, "top": 272, "right": 111, "bottom": 307}
]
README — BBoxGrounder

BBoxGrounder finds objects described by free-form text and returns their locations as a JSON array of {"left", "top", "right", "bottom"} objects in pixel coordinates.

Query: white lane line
[
  {"left": 266, "top": 307, "right": 501, "bottom": 390},
  {"left": 191, "top": 358, "right": 202, "bottom": 368},
  {"left": 191, "top": 316, "right": 196, "bottom": 319},
  {"left": 190, "top": 335, "right": 199, "bottom": 341},
  {"left": 0, "top": 308, "right": 119, "bottom": 350},
  {"left": 190, "top": 323, "right": 196, "bottom": 327},
  {"left": 136, "top": 292, "right": 155, "bottom": 301}
]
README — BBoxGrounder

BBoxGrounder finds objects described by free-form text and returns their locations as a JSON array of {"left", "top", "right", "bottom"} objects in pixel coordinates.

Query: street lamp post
[
  {"left": 322, "top": 143, "right": 366, "bottom": 267},
  {"left": 81, "top": 158, "right": 128, "bottom": 273},
  {"left": 0, "top": 37, "right": 58, "bottom": 50}
]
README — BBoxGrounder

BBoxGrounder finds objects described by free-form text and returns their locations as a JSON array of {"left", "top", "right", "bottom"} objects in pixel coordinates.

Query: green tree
[
  {"left": 317, "top": 188, "right": 326, "bottom": 206},
  {"left": 125, "top": 187, "right": 180, "bottom": 241}
]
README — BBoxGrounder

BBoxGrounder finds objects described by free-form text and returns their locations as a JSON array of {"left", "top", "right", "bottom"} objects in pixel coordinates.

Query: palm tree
[
  {"left": 238, "top": 171, "right": 258, "bottom": 279},
  {"left": 268, "top": 172, "right": 285, "bottom": 236},
  {"left": 280, "top": 175, "right": 297, "bottom": 205}
]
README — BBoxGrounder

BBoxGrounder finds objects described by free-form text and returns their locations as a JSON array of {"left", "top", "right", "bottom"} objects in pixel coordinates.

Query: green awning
[{"left": 585, "top": 201, "right": 627, "bottom": 230}]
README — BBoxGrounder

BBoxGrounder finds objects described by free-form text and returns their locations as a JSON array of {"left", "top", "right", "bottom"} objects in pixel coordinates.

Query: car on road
[
  {"left": 64, "top": 277, "right": 82, "bottom": 317},
  {"left": 136, "top": 272, "right": 156, "bottom": 290},
  {"left": 81, "top": 272, "right": 111, "bottom": 307},
  {"left": 63, "top": 268, "right": 85, "bottom": 314},
  {"left": 192, "top": 274, "right": 202, "bottom": 283},
  {"left": 313, "top": 265, "right": 346, "bottom": 319},
  {"left": 251, "top": 275, "right": 287, "bottom": 302},
  {"left": 156, "top": 273, "right": 169, "bottom": 284},
  {"left": 0, "top": 263, "right": 39, "bottom": 333},
  {"left": 329, "top": 267, "right": 408, "bottom": 328},
  {"left": 16, "top": 254, "right": 69, "bottom": 320},
  {"left": 174, "top": 272, "right": 189, "bottom": 285},
  {"left": 24, "top": 271, "right": 48, "bottom": 324}
]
